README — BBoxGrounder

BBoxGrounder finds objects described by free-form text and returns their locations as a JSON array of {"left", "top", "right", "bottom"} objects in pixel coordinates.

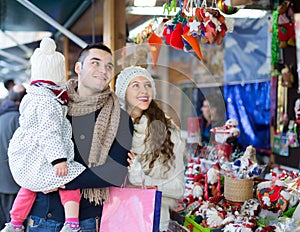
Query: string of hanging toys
[{"left": 132, "top": 0, "right": 249, "bottom": 68}]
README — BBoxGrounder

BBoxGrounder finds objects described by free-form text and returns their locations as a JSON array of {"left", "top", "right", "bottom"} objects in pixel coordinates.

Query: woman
[
  {"left": 201, "top": 99, "right": 212, "bottom": 145},
  {"left": 201, "top": 95, "right": 226, "bottom": 145},
  {"left": 115, "top": 66, "right": 186, "bottom": 232}
]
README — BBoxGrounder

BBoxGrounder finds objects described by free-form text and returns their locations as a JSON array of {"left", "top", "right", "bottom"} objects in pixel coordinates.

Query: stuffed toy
[
  {"left": 240, "top": 199, "right": 260, "bottom": 217},
  {"left": 207, "top": 163, "right": 222, "bottom": 196},
  {"left": 210, "top": 118, "right": 240, "bottom": 144},
  {"left": 230, "top": 145, "right": 264, "bottom": 179},
  {"left": 256, "top": 180, "right": 283, "bottom": 212},
  {"left": 183, "top": 184, "right": 203, "bottom": 205},
  {"left": 277, "top": 0, "right": 295, "bottom": 49},
  {"left": 280, "top": 65, "right": 294, "bottom": 88}
]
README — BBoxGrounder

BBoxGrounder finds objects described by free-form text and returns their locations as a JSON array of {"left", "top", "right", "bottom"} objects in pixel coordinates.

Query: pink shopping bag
[{"left": 100, "top": 186, "right": 162, "bottom": 232}]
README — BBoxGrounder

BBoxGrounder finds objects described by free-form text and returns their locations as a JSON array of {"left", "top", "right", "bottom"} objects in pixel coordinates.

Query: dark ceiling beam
[
  {"left": 16, "top": 0, "right": 87, "bottom": 48},
  {"left": 127, "top": 15, "right": 152, "bottom": 31},
  {"left": 0, "top": 49, "right": 28, "bottom": 65},
  {"left": 54, "top": 0, "right": 92, "bottom": 41},
  {"left": 2, "top": 31, "right": 33, "bottom": 58}
]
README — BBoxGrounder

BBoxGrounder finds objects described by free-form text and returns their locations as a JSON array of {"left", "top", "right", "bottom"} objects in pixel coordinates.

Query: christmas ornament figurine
[{"left": 210, "top": 118, "right": 240, "bottom": 144}]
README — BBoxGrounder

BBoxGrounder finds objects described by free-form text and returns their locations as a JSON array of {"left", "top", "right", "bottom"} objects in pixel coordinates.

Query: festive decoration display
[
  {"left": 129, "top": 3, "right": 300, "bottom": 229},
  {"left": 131, "top": 0, "right": 236, "bottom": 64},
  {"left": 180, "top": 146, "right": 300, "bottom": 231}
]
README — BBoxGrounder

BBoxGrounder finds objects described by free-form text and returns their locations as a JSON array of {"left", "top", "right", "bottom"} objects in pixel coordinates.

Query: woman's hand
[{"left": 127, "top": 150, "right": 135, "bottom": 170}]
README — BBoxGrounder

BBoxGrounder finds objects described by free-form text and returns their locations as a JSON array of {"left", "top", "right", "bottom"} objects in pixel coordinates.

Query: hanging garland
[
  {"left": 271, "top": 10, "right": 280, "bottom": 67},
  {"left": 132, "top": 0, "right": 240, "bottom": 66}
]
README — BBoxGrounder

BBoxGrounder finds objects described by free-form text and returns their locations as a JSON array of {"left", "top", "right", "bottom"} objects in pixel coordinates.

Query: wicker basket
[{"left": 224, "top": 176, "right": 254, "bottom": 202}]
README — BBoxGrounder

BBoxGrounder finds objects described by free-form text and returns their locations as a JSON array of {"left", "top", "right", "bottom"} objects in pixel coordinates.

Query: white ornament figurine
[{"left": 210, "top": 119, "right": 240, "bottom": 144}]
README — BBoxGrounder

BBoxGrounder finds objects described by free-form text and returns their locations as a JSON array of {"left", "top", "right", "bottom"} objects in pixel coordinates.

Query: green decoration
[
  {"left": 170, "top": 0, "right": 177, "bottom": 12},
  {"left": 163, "top": 0, "right": 177, "bottom": 14},
  {"left": 271, "top": 10, "right": 280, "bottom": 66}
]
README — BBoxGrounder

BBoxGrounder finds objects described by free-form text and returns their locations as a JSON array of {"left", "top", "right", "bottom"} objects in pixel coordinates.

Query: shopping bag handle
[{"left": 122, "top": 174, "right": 157, "bottom": 190}]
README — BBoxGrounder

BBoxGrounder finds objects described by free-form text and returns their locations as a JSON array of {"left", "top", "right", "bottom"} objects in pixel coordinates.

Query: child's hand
[{"left": 54, "top": 162, "right": 68, "bottom": 176}]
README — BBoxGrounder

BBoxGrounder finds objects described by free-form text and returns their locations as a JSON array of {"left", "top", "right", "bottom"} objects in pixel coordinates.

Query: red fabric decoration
[
  {"left": 170, "top": 23, "right": 184, "bottom": 50},
  {"left": 162, "top": 26, "right": 173, "bottom": 45},
  {"left": 148, "top": 32, "right": 163, "bottom": 69}
]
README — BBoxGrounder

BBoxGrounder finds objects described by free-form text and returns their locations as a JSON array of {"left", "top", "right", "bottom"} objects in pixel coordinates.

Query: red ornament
[{"left": 170, "top": 23, "right": 184, "bottom": 50}]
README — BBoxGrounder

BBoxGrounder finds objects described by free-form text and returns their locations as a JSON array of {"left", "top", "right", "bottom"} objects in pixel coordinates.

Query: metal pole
[{"left": 16, "top": 0, "right": 88, "bottom": 48}]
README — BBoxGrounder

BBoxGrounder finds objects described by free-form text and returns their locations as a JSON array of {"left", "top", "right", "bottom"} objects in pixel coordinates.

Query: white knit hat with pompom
[{"left": 30, "top": 37, "right": 66, "bottom": 86}]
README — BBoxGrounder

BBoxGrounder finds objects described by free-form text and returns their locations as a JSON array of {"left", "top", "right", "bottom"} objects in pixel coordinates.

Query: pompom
[{"left": 39, "top": 37, "right": 56, "bottom": 55}]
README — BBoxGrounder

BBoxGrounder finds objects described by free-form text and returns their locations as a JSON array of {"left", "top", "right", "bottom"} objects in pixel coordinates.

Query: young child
[{"left": 2, "top": 37, "right": 86, "bottom": 232}]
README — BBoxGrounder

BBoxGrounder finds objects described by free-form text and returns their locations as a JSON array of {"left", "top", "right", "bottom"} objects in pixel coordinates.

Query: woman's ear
[{"left": 74, "top": 62, "right": 81, "bottom": 75}]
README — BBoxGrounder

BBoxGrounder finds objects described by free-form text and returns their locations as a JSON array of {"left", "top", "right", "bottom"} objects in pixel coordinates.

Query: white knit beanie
[
  {"left": 115, "top": 66, "right": 157, "bottom": 110},
  {"left": 30, "top": 37, "right": 66, "bottom": 86}
]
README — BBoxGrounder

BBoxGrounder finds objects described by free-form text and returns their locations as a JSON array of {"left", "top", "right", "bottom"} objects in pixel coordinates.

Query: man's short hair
[{"left": 77, "top": 43, "right": 112, "bottom": 64}]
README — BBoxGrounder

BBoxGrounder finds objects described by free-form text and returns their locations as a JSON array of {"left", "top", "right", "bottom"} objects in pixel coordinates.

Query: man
[
  {"left": 26, "top": 43, "right": 133, "bottom": 232},
  {"left": 0, "top": 84, "right": 26, "bottom": 229}
]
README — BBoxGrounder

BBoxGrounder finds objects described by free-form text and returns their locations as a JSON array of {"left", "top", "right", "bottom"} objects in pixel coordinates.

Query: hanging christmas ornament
[
  {"left": 182, "top": 32, "right": 203, "bottom": 60},
  {"left": 162, "top": 20, "right": 175, "bottom": 45},
  {"left": 182, "top": 24, "right": 193, "bottom": 52},
  {"left": 188, "top": 19, "right": 201, "bottom": 36},
  {"left": 170, "top": 23, "right": 185, "bottom": 50},
  {"left": 148, "top": 32, "right": 163, "bottom": 69},
  {"left": 217, "top": 0, "right": 239, "bottom": 15}
]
